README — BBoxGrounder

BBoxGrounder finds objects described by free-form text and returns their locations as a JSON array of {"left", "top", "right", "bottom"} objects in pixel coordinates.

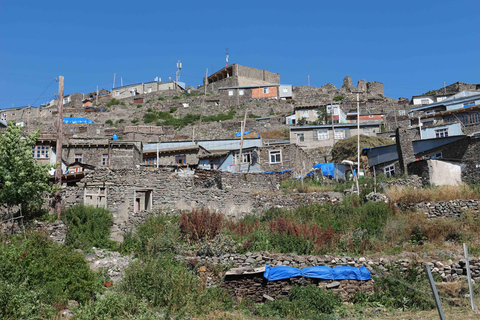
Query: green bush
[
  {"left": 105, "top": 98, "right": 125, "bottom": 108},
  {"left": 119, "top": 254, "right": 233, "bottom": 315},
  {"left": 333, "top": 95, "right": 345, "bottom": 101},
  {"left": 0, "top": 232, "right": 100, "bottom": 305},
  {"left": 0, "top": 280, "right": 55, "bottom": 319},
  {"left": 65, "top": 205, "right": 117, "bottom": 251},
  {"left": 202, "top": 110, "right": 236, "bottom": 122},
  {"left": 169, "top": 107, "right": 178, "bottom": 113},
  {"left": 123, "top": 214, "right": 180, "bottom": 257},
  {"left": 105, "top": 119, "right": 113, "bottom": 125},
  {"left": 248, "top": 114, "right": 261, "bottom": 119},
  {"left": 255, "top": 285, "right": 342, "bottom": 319},
  {"left": 73, "top": 291, "right": 155, "bottom": 320}
]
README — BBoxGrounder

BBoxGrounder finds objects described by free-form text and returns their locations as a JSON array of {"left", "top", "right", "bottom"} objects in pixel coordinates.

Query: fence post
[
  {"left": 425, "top": 264, "right": 446, "bottom": 320},
  {"left": 463, "top": 243, "right": 477, "bottom": 311}
]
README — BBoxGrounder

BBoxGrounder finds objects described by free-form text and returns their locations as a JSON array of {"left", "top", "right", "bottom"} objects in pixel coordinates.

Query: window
[
  {"left": 228, "top": 90, "right": 234, "bottom": 96},
  {"left": 239, "top": 89, "right": 244, "bottom": 96},
  {"left": 234, "top": 151, "right": 252, "bottom": 164},
  {"left": 115, "top": 91, "right": 119, "bottom": 96},
  {"left": 144, "top": 157, "right": 157, "bottom": 165},
  {"left": 297, "top": 133, "right": 304, "bottom": 142},
  {"left": 31, "top": 146, "right": 50, "bottom": 159},
  {"left": 74, "top": 154, "right": 83, "bottom": 163},
  {"left": 317, "top": 130, "right": 329, "bottom": 140},
  {"left": 147, "top": 87, "right": 152, "bottom": 93},
  {"left": 430, "top": 152, "right": 443, "bottom": 159},
  {"left": 130, "top": 89, "right": 137, "bottom": 96},
  {"left": 435, "top": 128, "right": 449, "bottom": 138},
  {"left": 334, "top": 130, "right": 345, "bottom": 139},
  {"left": 300, "top": 110, "right": 309, "bottom": 118},
  {"left": 399, "top": 110, "right": 406, "bottom": 116},
  {"left": 384, "top": 164, "right": 395, "bottom": 177},
  {"left": 63, "top": 97, "right": 70, "bottom": 104},
  {"left": 102, "top": 154, "right": 109, "bottom": 166},
  {"left": 175, "top": 155, "right": 186, "bottom": 165},
  {"left": 269, "top": 150, "right": 282, "bottom": 164},
  {"left": 421, "top": 99, "right": 430, "bottom": 105},
  {"left": 283, "top": 87, "right": 288, "bottom": 93},
  {"left": 263, "top": 87, "right": 269, "bottom": 94}
]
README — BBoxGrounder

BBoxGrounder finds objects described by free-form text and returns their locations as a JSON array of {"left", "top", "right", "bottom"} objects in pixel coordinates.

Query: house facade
[
  {"left": 290, "top": 123, "right": 382, "bottom": 149},
  {"left": 112, "top": 81, "right": 184, "bottom": 99},
  {"left": 219, "top": 84, "right": 293, "bottom": 105},
  {"left": 204, "top": 64, "right": 280, "bottom": 94}
]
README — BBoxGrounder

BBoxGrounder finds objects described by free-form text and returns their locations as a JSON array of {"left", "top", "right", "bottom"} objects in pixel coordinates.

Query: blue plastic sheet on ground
[
  {"left": 313, "top": 163, "right": 336, "bottom": 178},
  {"left": 63, "top": 117, "right": 94, "bottom": 124},
  {"left": 306, "top": 172, "right": 314, "bottom": 177},
  {"left": 264, "top": 265, "right": 371, "bottom": 281}
]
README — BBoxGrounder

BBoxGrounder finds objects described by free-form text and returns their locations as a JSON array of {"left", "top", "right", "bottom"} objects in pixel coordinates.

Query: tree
[
  {"left": 315, "top": 106, "right": 329, "bottom": 125},
  {"left": 0, "top": 122, "right": 55, "bottom": 218}
]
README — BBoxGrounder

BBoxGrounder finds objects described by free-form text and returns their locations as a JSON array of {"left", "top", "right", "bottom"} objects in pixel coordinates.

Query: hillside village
[{"left": 2, "top": 64, "right": 480, "bottom": 318}]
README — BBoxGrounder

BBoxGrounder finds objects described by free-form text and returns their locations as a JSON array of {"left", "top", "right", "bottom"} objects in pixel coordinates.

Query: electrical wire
[{"left": 31, "top": 79, "right": 56, "bottom": 106}]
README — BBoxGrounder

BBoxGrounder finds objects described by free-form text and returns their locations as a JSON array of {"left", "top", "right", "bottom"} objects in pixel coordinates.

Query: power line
[{"left": 31, "top": 79, "right": 56, "bottom": 106}]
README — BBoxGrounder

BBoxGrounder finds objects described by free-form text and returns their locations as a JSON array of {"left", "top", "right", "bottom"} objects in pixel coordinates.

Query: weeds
[{"left": 179, "top": 208, "right": 224, "bottom": 242}]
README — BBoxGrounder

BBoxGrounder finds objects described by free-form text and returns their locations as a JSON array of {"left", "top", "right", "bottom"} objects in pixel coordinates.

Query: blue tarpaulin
[
  {"left": 264, "top": 265, "right": 371, "bottom": 281},
  {"left": 235, "top": 131, "right": 259, "bottom": 138},
  {"left": 63, "top": 117, "right": 94, "bottom": 124},
  {"left": 313, "top": 163, "right": 335, "bottom": 178}
]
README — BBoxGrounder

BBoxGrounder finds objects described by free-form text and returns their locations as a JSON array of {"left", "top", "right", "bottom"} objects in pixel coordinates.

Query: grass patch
[{"left": 389, "top": 183, "right": 480, "bottom": 205}]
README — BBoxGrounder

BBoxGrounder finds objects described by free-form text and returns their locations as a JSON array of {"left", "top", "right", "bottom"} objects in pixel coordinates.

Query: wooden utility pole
[
  {"left": 51, "top": 76, "right": 64, "bottom": 218},
  {"left": 236, "top": 109, "right": 248, "bottom": 172},
  {"left": 96, "top": 85, "right": 99, "bottom": 105},
  {"left": 356, "top": 93, "right": 360, "bottom": 196}
]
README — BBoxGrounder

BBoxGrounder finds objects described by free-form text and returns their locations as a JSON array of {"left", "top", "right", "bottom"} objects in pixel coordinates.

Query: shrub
[
  {"left": 157, "top": 96, "right": 166, "bottom": 101},
  {"left": 136, "top": 104, "right": 142, "bottom": 108},
  {"left": 0, "top": 232, "right": 100, "bottom": 304},
  {"left": 73, "top": 291, "right": 154, "bottom": 320},
  {"left": 0, "top": 280, "right": 55, "bottom": 319},
  {"left": 196, "top": 234, "right": 238, "bottom": 257},
  {"left": 105, "top": 119, "right": 114, "bottom": 125},
  {"left": 119, "top": 254, "right": 201, "bottom": 310},
  {"left": 124, "top": 214, "right": 180, "bottom": 257},
  {"left": 179, "top": 208, "right": 224, "bottom": 242},
  {"left": 333, "top": 95, "right": 345, "bottom": 101},
  {"left": 255, "top": 285, "right": 342, "bottom": 318},
  {"left": 65, "top": 205, "right": 117, "bottom": 251},
  {"left": 248, "top": 114, "right": 261, "bottom": 119},
  {"left": 105, "top": 98, "right": 125, "bottom": 108},
  {"left": 169, "top": 107, "right": 178, "bottom": 113}
]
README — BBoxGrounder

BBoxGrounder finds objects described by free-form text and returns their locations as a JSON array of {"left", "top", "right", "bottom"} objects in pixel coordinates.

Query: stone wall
[
  {"left": 414, "top": 200, "right": 480, "bottom": 218},
  {"left": 396, "top": 127, "right": 418, "bottom": 174},
  {"left": 222, "top": 272, "right": 373, "bottom": 302},
  {"left": 63, "top": 168, "right": 341, "bottom": 239},
  {"left": 191, "top": 251, "right": 480, "bottom": 284}
]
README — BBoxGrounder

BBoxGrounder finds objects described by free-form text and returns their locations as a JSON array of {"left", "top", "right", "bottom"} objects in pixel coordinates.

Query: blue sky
[{"left": 0, "top": 0, "right": 478, "bottom": 108}]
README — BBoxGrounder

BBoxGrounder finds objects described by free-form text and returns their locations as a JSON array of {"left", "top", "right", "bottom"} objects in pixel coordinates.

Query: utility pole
[
  {"left": 331, "top": 102, "right": 336, "bottom": 147},
  {"left": 356, "top": 93, "right": 360, "bottom": 196},
  {"left": 51, "top": 76, "right": 64, "bottom": 218},
  {"left": 113, "top": 73, "right": 116, "bottom": 89},
  {"left": 204, "top": 68, "right": 208, "bottom": 96},
  {"left": 308, "top": 75, "right": 310, "bottom": 86},
  {"left": 96, "top": 85, "right": 99, "bottom": 105},
  {"left": 236, "top": 109, "right": 248, "bottom": 172}
]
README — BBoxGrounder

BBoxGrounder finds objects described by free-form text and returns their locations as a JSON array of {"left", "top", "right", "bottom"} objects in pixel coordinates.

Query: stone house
[
  {"left": 294, "top": 104, "right": 347, "bottom": 125},
  {"left": 290, "top": 123, "right": 382, "bottom": 149},
  {"left": 112, "top": 80, "right": 184, "bottom": 99},
  {"left": 62, "top": 138, "right": 142, "bottom": 169},
  {"left": 204, "top": 64, "right": 280, "bottom": 94},
  {"left": 409, "top": 91, "right": 480, "bottom": 120},
  {"left": 63, "top": 168, "right": 293, "bottom": 239},
  {"left": 219, "top": 84, "right": 293, "bottom": 105},
  {"left": 142, "top": 145, "right": 211, "bottom": 167}
]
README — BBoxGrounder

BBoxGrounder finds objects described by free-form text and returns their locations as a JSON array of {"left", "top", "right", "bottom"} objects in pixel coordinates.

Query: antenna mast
[
  {"left": 226, "top": 48, "right": 229, "bottom": 67},
  {"left": 176, "top": 60, "right": 182, "bottom": 84}
]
